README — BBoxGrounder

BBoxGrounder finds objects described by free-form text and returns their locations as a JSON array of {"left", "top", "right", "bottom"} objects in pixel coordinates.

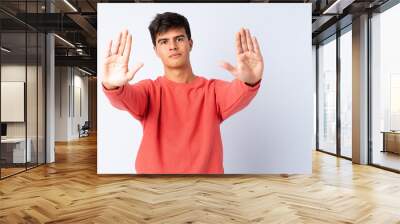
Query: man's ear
[{"left": 189, "top": 39, "right": 193, "bottom": 51}]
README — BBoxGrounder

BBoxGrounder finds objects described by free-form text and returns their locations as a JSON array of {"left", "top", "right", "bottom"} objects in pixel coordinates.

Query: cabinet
[
  {"left": 382, "top": 131, "right": 400, "bottom": 154},
  {"left": 0, "top": 138, "right": 32, "bottom": 165}
]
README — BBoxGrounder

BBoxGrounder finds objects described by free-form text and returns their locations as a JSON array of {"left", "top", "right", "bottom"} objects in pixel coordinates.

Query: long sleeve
[
  {"left": 214, "top": 78, "right": 261, "bottom": 122},
  {"left": 102, "top": 79, "right": 151, "bottom": 121}
]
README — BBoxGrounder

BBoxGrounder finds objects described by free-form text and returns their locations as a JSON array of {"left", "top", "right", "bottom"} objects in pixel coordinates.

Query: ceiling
[{"left": 0, "top": 0, "right": 392, "bottom": 75}]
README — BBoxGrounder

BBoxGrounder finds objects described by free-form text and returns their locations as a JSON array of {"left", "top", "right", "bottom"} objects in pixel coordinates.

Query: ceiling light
[
  {"left": 1, "top": 47, "right": 11, "bottom": 53},
  {"left": 78, "top": 67, "right": 93, "bottom": 76},
  {"left": 54, "top": 34, "right": 75, "bottom": 48},
  {"left": 63, "top": 0, "right": 78, "bottom": 12},
  {"left": 322, "top": 0, "right": 355, "bottom": 14}
]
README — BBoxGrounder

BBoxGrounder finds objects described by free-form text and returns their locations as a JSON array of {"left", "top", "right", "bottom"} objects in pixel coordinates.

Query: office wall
[
  {"left": 88, "top": 77, "right": 97, "bottom": 132},
  {"left": 54, "top": 67, "right": 89, "bottom": 141},
  {"left": 1, "top": 65, "right": 41, "bottom": 139},
  {"left": 312, "top": 45, "right": 317, "bottom": 150},
  {"left": 55, "top": 66, "right": 69, "bottom": 141},
  {"left": 1, "top": 3, "right": 48, "bottom": 179},
  {"left": 1, "top": 61, "right": 45, "bottom": 169},
  {"left": 73, "top": 72, "right": 89, "bottom": 138}
]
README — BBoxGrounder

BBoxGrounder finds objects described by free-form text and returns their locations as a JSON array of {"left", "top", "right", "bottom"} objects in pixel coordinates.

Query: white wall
[
  {"left": 98, "top": 3, "right": 313, "bottom": 174},
  {"left": 55, "top": 66, "right": 68, "bottom": 141},
  {"left": 1, "top": 65, "right": 35, "bottom": 138},
  {"left": 54, "top": 67, "right": 89, "bottom": 141},
  {"left": 72, "top": 72, "right": 89, "bottom": 138},
  {"left": 312, "top": 45, "right": 317, "bottom": 150},
  {"left": 1, "top": 63, "right": 46, "bottom": 164}
]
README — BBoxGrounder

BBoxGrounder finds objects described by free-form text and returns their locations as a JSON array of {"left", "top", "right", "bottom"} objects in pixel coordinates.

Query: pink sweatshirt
[{"left": 103, "top": 75, "right": 261, "bottom": 174}]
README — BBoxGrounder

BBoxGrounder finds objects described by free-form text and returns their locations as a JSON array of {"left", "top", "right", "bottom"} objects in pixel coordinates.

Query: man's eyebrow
[{"left": 157, "top": 35, "right": 185, "bottom": 43}]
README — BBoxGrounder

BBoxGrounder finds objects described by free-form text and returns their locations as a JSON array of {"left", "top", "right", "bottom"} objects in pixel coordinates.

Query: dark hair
[{"left": 148, "top": 12, "right": 191, "bottom": 46}]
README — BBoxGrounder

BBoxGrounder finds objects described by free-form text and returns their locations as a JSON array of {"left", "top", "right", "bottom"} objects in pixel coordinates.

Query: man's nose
[{"left": 169, "top": 41, "right": 178, "bottom": 50}]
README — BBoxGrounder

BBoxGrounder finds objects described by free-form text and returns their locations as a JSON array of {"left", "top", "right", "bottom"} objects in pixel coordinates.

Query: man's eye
[
  {"left": 177, "top": 37, "right": 184, "bottom": 42},
  {"left": 160, "top": 40, "right": 167, "bottom": 45}
]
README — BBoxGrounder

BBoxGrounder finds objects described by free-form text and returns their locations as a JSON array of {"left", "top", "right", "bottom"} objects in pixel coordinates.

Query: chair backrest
[{"left": 82, "top": 121, "right": 90, "bottom": 129}]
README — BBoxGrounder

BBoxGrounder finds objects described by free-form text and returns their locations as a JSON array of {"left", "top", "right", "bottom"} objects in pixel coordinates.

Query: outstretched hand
[
  {"left": 102, "top": 30, "right": 144, "bottom": 90},
  {"left": 220, "top": 28, "right": 264, "bottom": 85}
]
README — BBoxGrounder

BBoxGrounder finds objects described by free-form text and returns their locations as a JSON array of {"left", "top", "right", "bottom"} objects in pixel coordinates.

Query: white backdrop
[{"left": 97, "top": 3, "right": 313, "bottom": 174}]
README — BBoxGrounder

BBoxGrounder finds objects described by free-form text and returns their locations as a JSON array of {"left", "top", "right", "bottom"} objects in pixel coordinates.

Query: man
[{"left": 102, "top": 12, "right": 264, "bottom": 174}]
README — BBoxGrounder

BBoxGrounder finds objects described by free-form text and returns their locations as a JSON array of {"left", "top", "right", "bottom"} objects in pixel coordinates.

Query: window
[
  {"left": 318, "top": 36, "right": 337, "bottom": 154},
  {"left": 371, "top": 2, "right": 400, "bottom": 171},
  {"left": 339, "top": 28, "right": 352, "bottom": 158}
]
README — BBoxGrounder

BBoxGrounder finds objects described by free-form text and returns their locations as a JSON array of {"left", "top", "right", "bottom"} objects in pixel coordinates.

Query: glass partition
[
  {"left": 339, "top": 28, "right": 352, "bottom": 158},
  {"left": 0, "top": 1, "right": 46, "bottom": 179},
  {"left": 1, "top": 30, "right": 28, "bottom": 177},
  {"left": 371, "top": 3, "right": 400, "bottom": 171},
  {"left": 317, "top": 36, "right": 337, "bottom": 155}
]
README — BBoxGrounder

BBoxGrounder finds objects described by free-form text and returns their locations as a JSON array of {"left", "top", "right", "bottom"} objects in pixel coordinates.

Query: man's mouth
[{"left": 169, "top": 53, "right": 181, "bottom": 58}]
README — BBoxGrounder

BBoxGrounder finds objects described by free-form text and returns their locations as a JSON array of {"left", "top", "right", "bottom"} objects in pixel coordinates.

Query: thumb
[
  {"left": 219, "top": 61, "right": 237, "bottom": 77},
  {"left": 126, "top": 62, "right": 144, "bottom": 81}
]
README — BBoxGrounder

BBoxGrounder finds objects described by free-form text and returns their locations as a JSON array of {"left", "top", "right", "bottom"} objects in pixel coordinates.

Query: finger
[
  {"left": 126, "top": 62, "right": 144, "bottom": 81},
  {"left": 240, "top": 28, "right": 248, "bottom": 52},
  {"left": 123, "top": 34, "right": 132, "bottom": 63},
  {"left": 252, "top": 36, "right": 261, "bottom": 56},
  {"left": 245, "top": 29, "right": 254, "bottom": 52},
  {"left": 219, "top": 61, "right": 237, "bottom": 77},
  {"left": 235, "top": 32, "right": 243, "bottom": 55},
  {"left": 111, "top": 32, "right": 122, "bottom": 55},
  {"left": 118, "top": 30, "right": 128, "bottom": 56},
  {"left": 105, "top": 40, "right": 112, "bottom": 58}
]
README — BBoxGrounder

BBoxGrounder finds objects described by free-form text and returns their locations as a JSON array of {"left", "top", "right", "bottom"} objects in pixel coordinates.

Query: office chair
[{"left": 79, "top": 121, "right": 90, "bottom": 138}]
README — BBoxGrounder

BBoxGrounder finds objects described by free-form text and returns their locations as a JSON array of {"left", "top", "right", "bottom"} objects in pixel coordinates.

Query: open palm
[
  {"left": 220, "top": 28, "right": 264, "bottom": 85},
  {"left": 102, "top": 30, "right": 143, "bottom": 90}
]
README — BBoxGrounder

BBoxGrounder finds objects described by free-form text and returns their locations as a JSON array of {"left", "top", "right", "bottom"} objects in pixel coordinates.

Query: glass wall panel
[
  {"left": 318, "top": 36, "right": 337, "bottom": 154},
  {"left": 0, "top": 1, "right": 46, "bottom": 179},
  {"left": 1, "top": 30, "right": 27, "bottom": 177},
  {"left": 27, "top": 30, "right": 38, "bottom": 169},
  {"left": 38, "top": 31, "right": 45, "bottom": 165},
  {"left": 371, "top": 3, "right": 400, "bottom": 171},
  {"left": 339, "top": 29, "right": 352, "bottom": 158},
  {"left": 26, "top": 0, "right": 39, "bottom": 169}
]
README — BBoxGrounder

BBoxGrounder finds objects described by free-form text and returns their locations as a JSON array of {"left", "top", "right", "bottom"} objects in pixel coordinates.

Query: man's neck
[{"left": 164, "top": 65, "right": 195, "bottom": 84}]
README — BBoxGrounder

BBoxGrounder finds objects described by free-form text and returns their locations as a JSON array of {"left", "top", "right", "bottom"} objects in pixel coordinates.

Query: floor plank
[{"left": 1, "top": 134, "right": 400, "bottom": 223}]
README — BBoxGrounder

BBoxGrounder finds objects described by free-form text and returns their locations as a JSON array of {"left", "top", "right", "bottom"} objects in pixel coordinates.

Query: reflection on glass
[
  {"left": 1, "top": 31, "right": 27, "bottom": 177},
  {"left": 371, "top": 3, "right": 400, "bottom": 171},
  {"left": 340, "top": 29, "right": 352, "bottom": 158},
  {"left": 27, "top": 31, "right": 38, "bottom": 169},
  {"left": 0, "top": 1, "right": 46, "bottom": 179},
  {"left": 38, "top": 32, "right": 46, "bottom": 165},
  {"left": 318, "top": 37, "right": 337, "bottom": 154},
  {"left": 390, "top": 75, "right": 400, "bottom": 130}
]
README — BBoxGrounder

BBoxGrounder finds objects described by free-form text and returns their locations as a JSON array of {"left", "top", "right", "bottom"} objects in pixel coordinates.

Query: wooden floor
[
  {"left": 373, "top": 150, "right": 400, "bottom": 171},
  {"left": 0, "top": 167, "right": 26, "bottom": 178},
  {"left": 1, "top": 134, "right": 400, "bottom": 223}
]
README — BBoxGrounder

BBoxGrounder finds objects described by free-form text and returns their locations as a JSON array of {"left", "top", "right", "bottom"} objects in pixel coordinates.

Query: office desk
[
  {"left": 381, "top": 131, "right": 400, "bottom": 154},
  {"left": 1, "top": 138, "right": 31, "bottom": 163}
]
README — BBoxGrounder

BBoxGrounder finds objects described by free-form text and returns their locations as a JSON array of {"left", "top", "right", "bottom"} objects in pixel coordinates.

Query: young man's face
[{"left": 154, "top": 27, "right": 193, "bottom": 69}]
